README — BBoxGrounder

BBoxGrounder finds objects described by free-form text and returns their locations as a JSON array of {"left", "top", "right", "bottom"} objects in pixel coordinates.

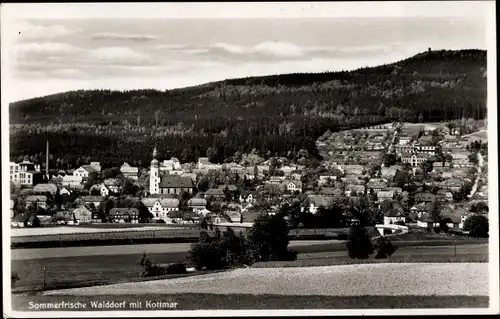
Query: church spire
[{"left": 153, "top": 145, "right": 157, "bottom": 159}]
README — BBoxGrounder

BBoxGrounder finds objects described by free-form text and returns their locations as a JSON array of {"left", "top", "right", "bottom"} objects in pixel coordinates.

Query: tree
[
  {"left": 84, "top": 171, "right": 99, "bottom": 189},
  {"left": 132, "top": 201, "right": 153, "bottom": 223},
  {"left": 154, "top": 109, "right": 161, "bottom": 126},
  {"left": 463, "top": 215, "right": 489, "bottom": 238},
  {"left": 346, "top": 226, "right": 373, "bottom": 259},
  {"left": 383, "top": 153, "right": 397, "bottom": 167},
  {"left": 247, "top": 214, "right": 295, "bottom": 262},
  {"left": 374, "top": 237, "right": 397, "bottom": 259}
]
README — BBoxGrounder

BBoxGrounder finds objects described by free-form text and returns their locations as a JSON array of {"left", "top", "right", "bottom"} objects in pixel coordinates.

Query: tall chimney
[{"left": 46, "top": 140, "right": 49, "bottom": 180}]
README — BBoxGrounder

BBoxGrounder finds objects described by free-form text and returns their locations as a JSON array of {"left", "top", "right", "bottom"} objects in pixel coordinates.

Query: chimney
[{"left": 46, "top": 140, "right": 49, "bottom": 180}]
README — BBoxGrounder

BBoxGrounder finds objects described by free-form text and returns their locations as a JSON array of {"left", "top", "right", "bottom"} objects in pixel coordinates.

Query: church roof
[{"left": 159, "top": 175, "right": 194, "bottom": 188}]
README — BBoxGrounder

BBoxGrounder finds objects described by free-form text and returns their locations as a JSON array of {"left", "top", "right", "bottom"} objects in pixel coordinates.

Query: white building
[
  {"left": 62, "top": 175, "right": 84, "bottom": 189},
  {"left": 73, "top": 166, "right": 96, "bottom": 179},
  {"left": 120, "top": 162, "right": 139, "bottom": 180},
  {"left": 142, "top": 198, "right": 179, "bottom": 221},
  {"left": 160, "top": 157, "right": 182, "bottom": 171},
  {"left": 10, "top": 161, "right": 43, "bottom": 186}
]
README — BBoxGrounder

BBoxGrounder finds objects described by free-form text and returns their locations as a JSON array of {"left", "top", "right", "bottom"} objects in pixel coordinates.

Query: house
[
  {"left": 72, "top": 205, "right": 93, "bottom": 224},
  {"left": 80, "top": 196, "right": 105, "bottom": 208},
  {"left": 451, "top": 152, "right": 470, "bottom": 166},
  {"left": 345, "top": 184, "right": 365, "bottom": 197},
  {"left": 341, "top": 175, "right": 363, "bottom": 185},
  {"left": 33, "top": 183, "right": 58, "bottom": 195},
  {"left": 120, "top": 162, "right": 139, "bottom": 180},
  {"left": 204, "top": 188, "right": 226, "bottom": 200},
  {"left": 398, "top": 136, "right": 412, "bottom": 145},
  {"left": 400, "top": 152, "right": 429, "bottom": 167},
  {"left": 414, "top": 143, "right": 436, "bottom": 155},
  {"left": 319, "top": 187, "right": 344, "bottom": 196},
  {"left": 282, "top": 179, "right": 303, "bottom": 193},
  {"left": 109, "top": 208, "right": 140, "bottom": 223},
  {"left": 341, "top": 165, "right": 365, "bottom": 175},
  {"left": 443, "top": 179, "right": 464, "bottom": 192},
  {"left": 436, "top": 189, "right": 454, "bottom": 201},
  {"left": 187, "top": 197, "right": 207, "bottom": 213},
  {"left": 376, "top": 190, "right": 394, "bottom": 201},
  {"left": 197, "top": 157, "right": 220, "bottom": 170},
  {"left": 54, "top": 211, "right": 76, "bottom": 225},
  {"left": 61, "top": 175, "right": 83, "bottom": 189},
  {"left": 180, "top": 173, "right": 197, "bottom": 181},
  {"left": 160, "top": 157, "right": 182, "bottom": 171},
  {"left": 159, "top": 175, "right": 195, "bottom": 195},
  {"left": 414, "top": 192, "right": 435, "bottom": 203},
  {"left": 10, "top": 161, "right": 44, "bottom": 186},
  {"left": 384, "top": 209, "right": 406, "bottom": 225},
  {"left": 59, "top": 187, "right": 71, "bottom": 196},
  {"left": 303, "top": 195, "right": 335, "bottom": 214},
  {"left": 73, "top": 165, "right": 96, "bottom": 179},
  {"left": 103, "top": 179, "right": 121, "bottom": 193},
  {"left": 380, "top": 165, "right": 403, "bottom": 179},
  {"left": 318, "top": 175, "right": 337, "bottom": 186},
  {"left": 142, "top": 198, "right": 179, "bottom": 220},
  {"left": 239, "top": 191, "right": 257, "bottom": 204},
  {"left": 25, "top": 195, "right": 48, "bottom": 210},
  {"left": 11, "top": 214, "right": 40, "bottom": 228},
  {"left": 417, "top": 214, "right": 440, "bottom": 229},
  {"left": 366, "top": 178, "right": 388, "bottom": 191},
  {"left": 267, "top": 176, "right": 285, "bottom": 185},
  {"left": 410, "top": 203, "right": 433, "bottom": 218},
  {"left": 379, "top": 199, "right": 404, "bottom": 214}
]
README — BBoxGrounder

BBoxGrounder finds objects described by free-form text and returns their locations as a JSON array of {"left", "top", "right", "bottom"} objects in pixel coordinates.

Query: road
[
  {"left": 468, "top": 151, "right": 484, "bottom": 198},
  {"left": 11, "top": 239, "right": 345, "bottom": 260}
]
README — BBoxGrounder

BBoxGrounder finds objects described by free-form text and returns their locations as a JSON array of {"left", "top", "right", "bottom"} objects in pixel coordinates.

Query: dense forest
[{"left": 9, "top": 49, "right": 487, "bottom": 169}]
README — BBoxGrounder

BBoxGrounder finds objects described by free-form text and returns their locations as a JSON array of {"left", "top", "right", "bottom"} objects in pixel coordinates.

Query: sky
[{"left": 1, "top": 2, "right": 491, "bottom": 102}]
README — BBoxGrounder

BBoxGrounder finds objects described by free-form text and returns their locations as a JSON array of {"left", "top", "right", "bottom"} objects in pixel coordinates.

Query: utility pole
[{"left": 43, "top": 266, "right": 47, "bottom": 289}]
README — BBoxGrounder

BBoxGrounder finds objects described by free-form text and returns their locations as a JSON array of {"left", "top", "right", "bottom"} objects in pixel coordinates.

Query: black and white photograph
[{"left": 2, "top": 1, "right": 498, "bottom": 316}]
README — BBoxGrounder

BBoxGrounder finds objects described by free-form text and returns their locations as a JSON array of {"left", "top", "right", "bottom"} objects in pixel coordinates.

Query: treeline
[{"left": 9, "top": 49, "right": 487, "bottom": 166}]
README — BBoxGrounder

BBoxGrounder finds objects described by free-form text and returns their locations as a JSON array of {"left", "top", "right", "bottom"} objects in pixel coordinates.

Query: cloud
[
  {"left": 13, "top": 42, "right": 80, "bottom": 55},
  {"left": 251, "top": 41, "right": 304, "bottom": 58},
  {"left": 90, "top": 32, "right": 158, "bottom": 42},
  {"left": 88, "top": 47, "right": 151, "bottom": 65},
  {"left": 51, "top": 68, "right": 89, "bottom": 79},
  {"left": 14, "top": 20, "right": 82, "bottom": 40}
]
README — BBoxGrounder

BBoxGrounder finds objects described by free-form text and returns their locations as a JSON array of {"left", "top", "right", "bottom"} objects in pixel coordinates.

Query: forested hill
[{"left": 10, "top": 49, "right": 487, "bottom": 168}]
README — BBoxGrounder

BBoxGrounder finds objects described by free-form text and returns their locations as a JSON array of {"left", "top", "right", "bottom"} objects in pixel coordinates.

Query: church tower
[{"left": 149, "top": 146, "right": 160, "bottom": 195}]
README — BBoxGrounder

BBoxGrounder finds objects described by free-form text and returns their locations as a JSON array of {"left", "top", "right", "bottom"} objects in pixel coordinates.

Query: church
[{"left": 149, "top": 147, "right": 194, "bottom": 195}]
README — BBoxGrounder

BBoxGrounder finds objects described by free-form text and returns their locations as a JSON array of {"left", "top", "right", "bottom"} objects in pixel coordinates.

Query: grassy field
[
  {"left": 11, "top": 243, "right": 488, "bottom": 294},
  {"left": 10, "top": 294, "right": 489, "bottom": 310},
  {"left": 40, "top": 263, "right": 488, "bottom": 297}
]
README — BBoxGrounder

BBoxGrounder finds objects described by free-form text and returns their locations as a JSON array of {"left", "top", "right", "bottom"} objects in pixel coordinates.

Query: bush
[
  {"left": 188, "top": 215, "right": 297, "bottom": 270},
  {"left": 383, "top": 228, "right": 393, "bottom": 236},
  {"left": 279, "top": 248, "right": 298, "bottom": 261},
  {"left": 155, "top": 219, "right": 166, "bottom": 224},
  {"left": 188, "top": 241, "right": 228, "bottom": 271},
  {"left": 11, "top": 271, "right": 20, "bottom": 288},
  {"left": 374, "top": 237, "right": 397, "bottom": 259},
  {"left": 248, "top": 214, "right": 293, "bottom": 262},
  {"left": 138, "top": 253, "right": 166, "bottom": 277},
  {"left": 463, "top": 215, "right": 489, "bottom": 238},
  {"left": 165, "top": 262, "right": 187, "bottom": 274},
  {"left": 346, "top": 226, "right": 374, "bottom": 259}
]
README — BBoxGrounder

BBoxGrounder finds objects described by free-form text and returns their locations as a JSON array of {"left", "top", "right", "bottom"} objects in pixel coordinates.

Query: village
[{"left": 9, "top": 120, "right": 488, "bottom": 235}]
